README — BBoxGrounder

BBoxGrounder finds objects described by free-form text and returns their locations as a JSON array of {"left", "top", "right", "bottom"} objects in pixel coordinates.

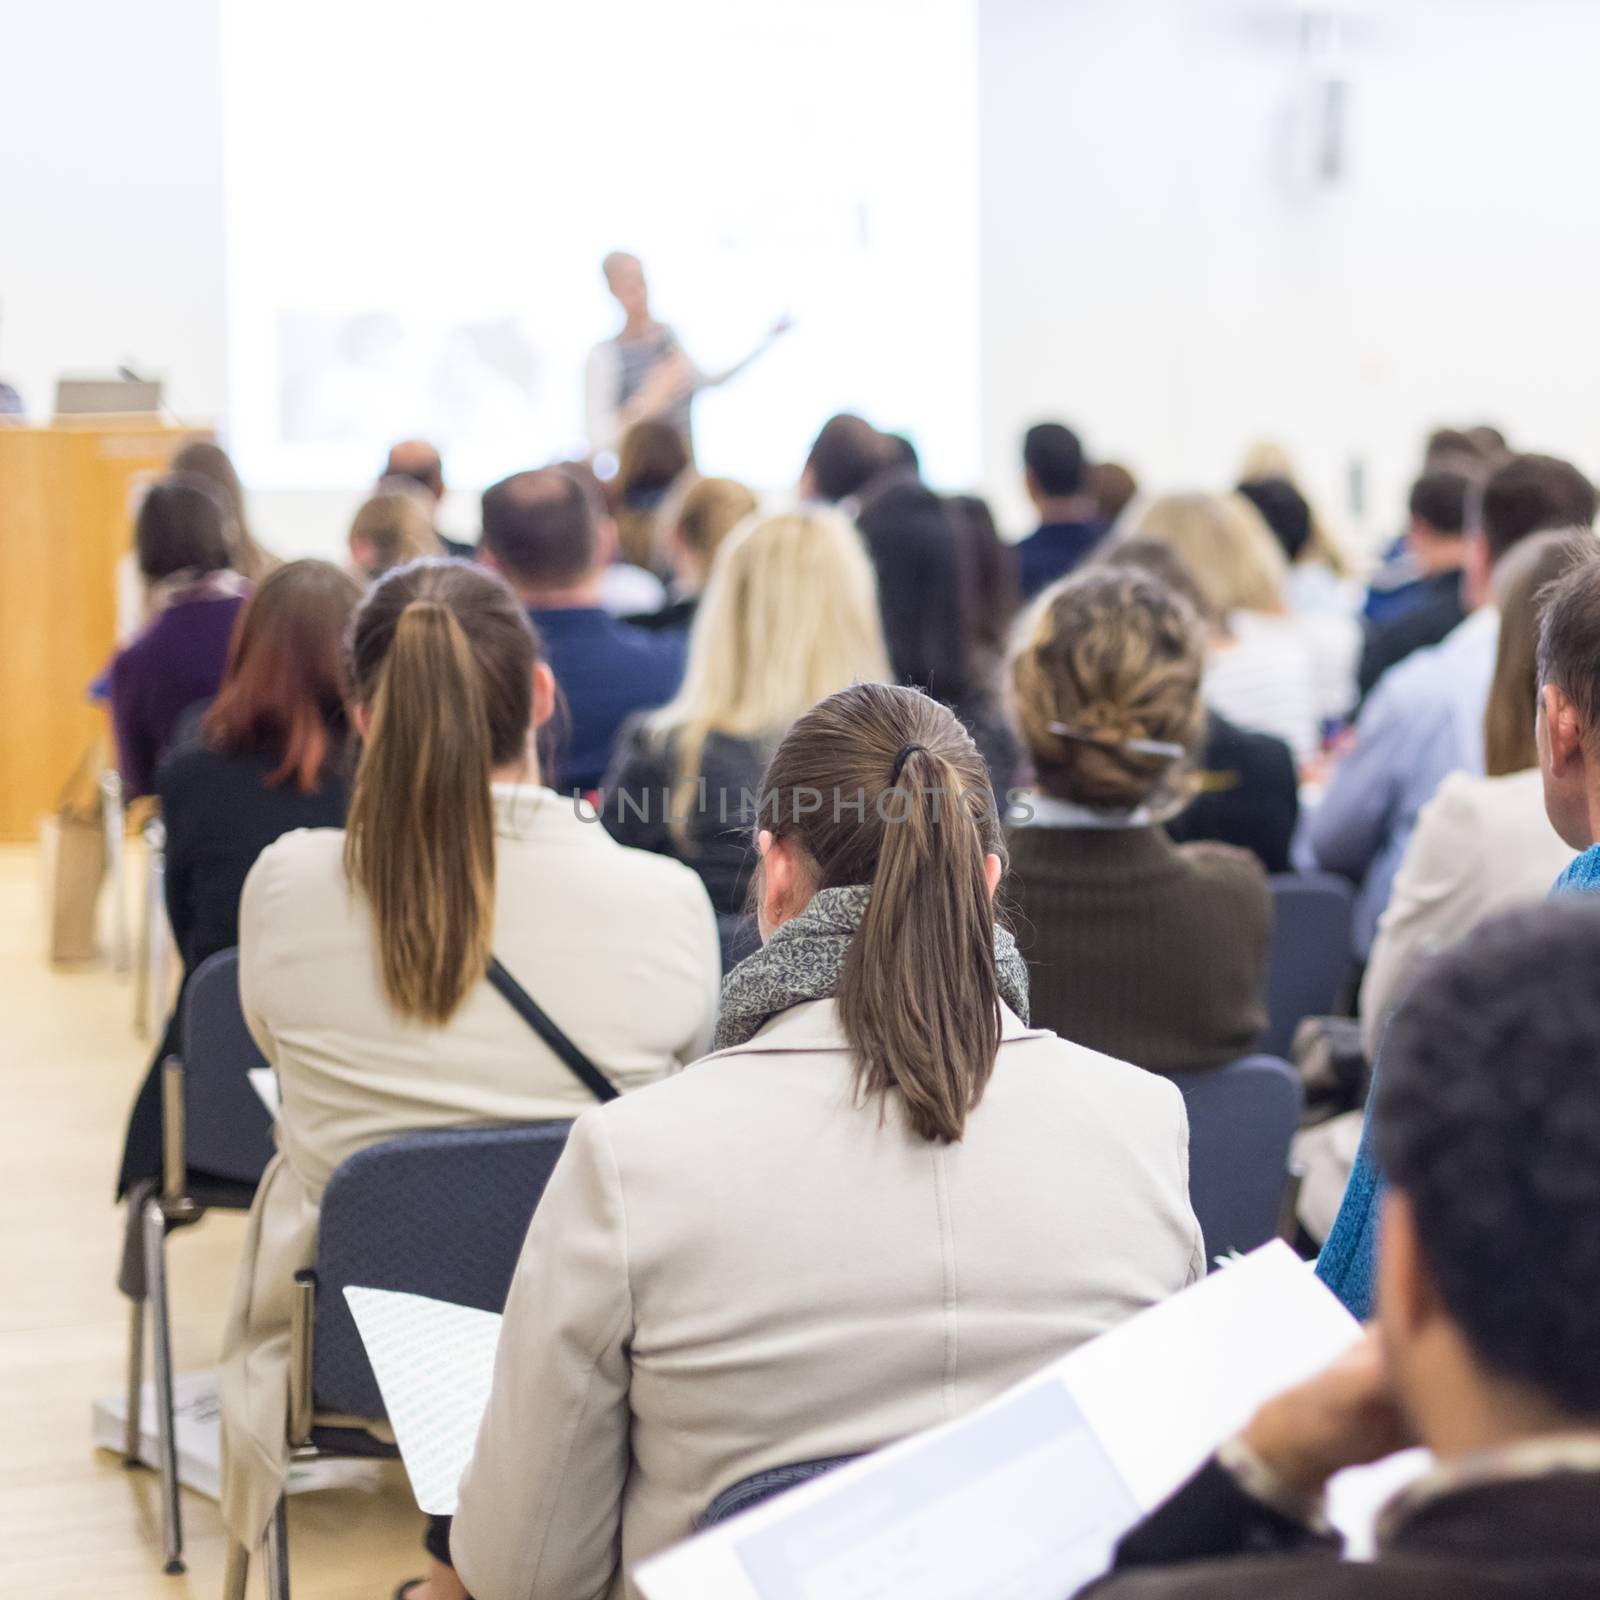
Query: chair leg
[
  {"left": 222, "top": 1538, "right": 250, "bottom": 1600},
  {"left": 263, "top": 1495, "right": 291, "bottom": 1600},
  {"left": 141, "top": 1197, "right": 185, "bottom": 1574},
  {"left": 123, "top": 1294, "right": 145, "bottom": 1466}
]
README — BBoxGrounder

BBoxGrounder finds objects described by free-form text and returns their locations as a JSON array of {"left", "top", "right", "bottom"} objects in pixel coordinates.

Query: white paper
[
  {"left": 248, "top": 1067, "right": 280, "bottom": 1116},
  {"left": 342, "top": 1286, "right": 503, "bottom": 1515},
  {"left": 636, "top": 1243, "right": 1364, "bottom": 1600}
]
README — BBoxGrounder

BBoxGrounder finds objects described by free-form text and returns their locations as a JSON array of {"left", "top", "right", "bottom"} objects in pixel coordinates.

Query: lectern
[{"left": 0, "top": 418, "right": 199, "bottom": 841}]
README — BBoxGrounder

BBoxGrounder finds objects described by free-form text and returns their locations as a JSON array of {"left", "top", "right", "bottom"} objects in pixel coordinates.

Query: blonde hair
[
  {"left": 676, "top": 476, "right": 758, "bottom": 570},
  {"left": 1134, "top": 492, "right": 1289, "bottom": 616},
  {"left": 1009, "top": 567, "right": 1206, "bottom": 813},
  {"left": 349, "top": 491, "right": 442, "bottom": 581},
  {"left": 1237, "top": 440, "right": 1354, "bottom": 577},
  {"left": 650, "top": 508, "right": 890, "bottom": 831}
]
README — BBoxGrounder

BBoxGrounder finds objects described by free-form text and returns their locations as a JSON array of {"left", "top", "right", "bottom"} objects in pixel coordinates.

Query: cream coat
[
  {"left": 452, "top": 999, "right": 1206, "bottom": 1600},
  {"left": 218, "top": 785, "right": 720, "bottom": 1546}
]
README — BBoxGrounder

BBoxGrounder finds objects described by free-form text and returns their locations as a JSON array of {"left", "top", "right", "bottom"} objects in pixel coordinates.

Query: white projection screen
[{"left": 221, "top": 0, "right": 979, "bottom": 493}]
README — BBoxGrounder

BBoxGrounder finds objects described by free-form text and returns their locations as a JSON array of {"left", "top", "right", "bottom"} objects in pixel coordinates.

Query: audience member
[
  {"left": 1098, "top": 537, "right": 1299, "bottom": 872},
  {"left": 611, "top": 417, "right": 692, "bottom": 571},
  {"left": 1085, "top": 900, "right": 1600, "bottom": 1600},
  {"left": 1360, "top": 532, "right": 1581, "bottom": 1057},
  {"left": 1090, "top": 460, "right": 1140, "bottom": 529},
  {"left": 1311, "top": 453, "right": 1596, "bottom": 957},
  {"left": 1005, "top": 568, "right": 1271, "bottom": 1072},
  {"left": 347, "top": 489, "right": 443, "bottom": 582},
  {"left": 109, "top": 474, "right": 249, "bottom": 797},
  {"left": 1357, "top": 471, "right": 1472, "bottom": 700},
  {"left": 1538, "top": 547, "right": 1600, "bottom": 893},
  {"left": 552, "top": 454, "right": 668, "bottom": 617},
  {"left": 1016, "top": 421, "right": 1106, "bottom": 598},
  {"left": 1135, "top": 491, "right": 1321, "bottom": 757},
  {"left": 478, "top": 467, "right": 684, "bottom": 792},
  {"left": 453, "top": 683, "right": 1203, "bottom": 1598},
  {"left": 1236, "top": 440, "right": 1356, "bottom": 607},
  {"left": 114, "top": 560, "right": 358, "bottom": 1234},
  {"left": 602, "top": 507, "right": 890, "bottom": 922},
  {"left": 218, "top": 559, "right": 719, "bottom": 1586},
  {"left": 383, "top": 438, "right": 472, "bottom": 557},
  {"left": 946, "top": 492, "right": 1021, "bottom": 685},
  {"left": 170, "top": 437, "right": 279, "bottom": 582},
  {"left": 627, "top": 474, "right": 758, "bottom": 636}
]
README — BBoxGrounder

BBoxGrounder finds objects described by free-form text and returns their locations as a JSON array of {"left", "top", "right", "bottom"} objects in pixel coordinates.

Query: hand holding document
[{"left": 344, "top": 1243, "right": 1422, "bottom": 1597}]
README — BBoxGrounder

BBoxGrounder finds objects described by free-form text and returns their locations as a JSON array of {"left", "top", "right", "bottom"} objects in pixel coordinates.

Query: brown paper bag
[{"left": 40, "top": 749, "right": 109, "bottom": 964}]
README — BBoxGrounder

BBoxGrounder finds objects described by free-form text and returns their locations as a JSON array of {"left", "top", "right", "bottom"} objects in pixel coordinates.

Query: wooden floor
[{"left": 0, "top": 843, "right": 423, "bottom": 1598}]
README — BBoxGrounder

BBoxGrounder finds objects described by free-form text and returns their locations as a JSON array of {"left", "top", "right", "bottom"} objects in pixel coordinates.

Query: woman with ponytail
[
  {"left": 452, "top": 682, "right": 1202, "bottom": 1600},
  {"left": 219, "top": 560, "right": 720, "bottom": 1585},
  {"left": 1006, "top": 567, "right": 1272, "bottom": 1074}
]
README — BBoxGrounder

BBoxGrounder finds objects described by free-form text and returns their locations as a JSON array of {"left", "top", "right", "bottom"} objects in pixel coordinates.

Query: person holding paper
[
  {"left": 1081, "top": 899, "right": 1600, "bottom": 1600},
  {"left": 452, "top": 682, "right": 1204, "bottom": 1600},
  {"left": 217, "top": 560, "right": 721, "bottom": 1586}
]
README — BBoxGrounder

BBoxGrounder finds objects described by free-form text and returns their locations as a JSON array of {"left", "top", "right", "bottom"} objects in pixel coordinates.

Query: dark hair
[
  {"left": 1093, "top": 535, "right": 1219, "bottom": 630},
  {"left": 1484, "top": 533, "right": 1591, "bottom": 776},
  {"left": 759, "top": 683, "right": 1006, "bottom": 1144},
  {"left": 1375, "top": 899, "right": 1600, "bottom": 1416},
  {"left": 806, "top": 413, "right": 887, "bottom": 503},
  {"left": 1022, "top": 422, "right": 1086, "bottom": 498},
  {"left": 617, "top": 419, "right": 691, "bottom": 504},
  {"left": 344, "top": 560, "right": 539, "bottom": 1022},
  {"left": 170, "top": 438, "right": 274, "bottom": 581},
  {"left": 1090, "top": 461, "right": 1138, "bottom": 524},
  {"left": 202, "top": 560, "right": 359, "bottom": 791},
  {"left": 1481, "top": 454, "right": 1597, "bottom": 565},
  {"left": 1408, "top": 471, "right": 1471, "bottom": 537},
  {"left": 135, "top": 474, "right": 233, "bottom": 581},
  {"left": 945, "top": 494, "right": 1019, "bottom": 671},
  {"left": 1536, "top": 543, "right": 1600, "bottom": 739},
  {"left": 1236, "top": 476, "right": 1312, "bottom": 564},
  {"left": 882, "top": 432, "right": 920, "bottom": 473},
  {"left": 480, "top": 468, "right": 599, "bottom": 591}
]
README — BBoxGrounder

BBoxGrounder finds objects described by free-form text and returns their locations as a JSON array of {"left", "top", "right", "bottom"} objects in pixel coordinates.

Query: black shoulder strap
[{"left": 486, "top": 957, "right": 620, "bottom": 1103}]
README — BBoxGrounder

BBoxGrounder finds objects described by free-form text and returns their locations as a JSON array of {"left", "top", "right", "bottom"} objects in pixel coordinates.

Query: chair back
[
  {"left": 1167, "top": 1055, "right": 1303, "bottom": 1265},
  {"left": 700, "top": 1454, "right": 860, "bottom": 1527},
  {"left": 181, "top": 948, "right": 274, "bottom": 1185},
  {"left": 310, "top": 1122, "right": 572, "bottom": 1419},
  {"left": 1262, "top": 872, "right": 1355, "bottom": 1057}
]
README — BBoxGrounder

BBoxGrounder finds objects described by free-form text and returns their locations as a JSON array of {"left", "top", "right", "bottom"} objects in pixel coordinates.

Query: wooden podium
[{"left": 0, "top": 419, "right": 199, "bottom": 841}]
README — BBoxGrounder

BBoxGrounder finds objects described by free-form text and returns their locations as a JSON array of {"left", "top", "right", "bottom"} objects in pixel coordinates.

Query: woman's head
[
  {"left": 348, "top": 490, "right": 443, "bottom": 581},
  {"left": 202, "top": 560, "right": 360, "bottom": 791},
  {"left": 757, "top": 682, "right": 1006, "bottom": 1144},
  {"left": 652, "top": 508, "right": 890, "bottom": 821},
  {"left": 672, "top": 476, "right": 758, "bottom": 585},
  {"left": 946, "top": 494, "right": 1020, "bottom": 670},
  {"left": 343, "top": 560, "right": 552, "bottom": 1024},
  {"left": 135, "top": 474, "right": 234, "bottom": 582},
  {"left": 617, "top": 419, "right": 691, "bottom": 505},
  {"left": 1485, "top": 531, "right": 1595, "bottom": 777},
  {"left": 1009, "top": 568, "right": 1206, "bottom": 813},
  {"left": 1134, "top": 491, "right": 1288, "bottom": 616},
  {"left": 169, "top": 438, "right": 274, "bottom": 581}
]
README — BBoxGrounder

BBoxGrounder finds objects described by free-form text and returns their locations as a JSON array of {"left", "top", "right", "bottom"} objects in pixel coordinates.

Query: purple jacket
[{"left": 110, "top": 594, "right": 246, "bottom": 797}]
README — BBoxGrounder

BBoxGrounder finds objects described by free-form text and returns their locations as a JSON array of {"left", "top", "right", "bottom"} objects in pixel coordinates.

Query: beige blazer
[
  {"left": 218, "top": 785, "right": 720, "bottom": 1546},
  {"left": 1360, "top": 769, "right": 1573, "bottom": 1058},
  {"left": 452, "top": 999, "right": 1205, "bottom": 1600}
]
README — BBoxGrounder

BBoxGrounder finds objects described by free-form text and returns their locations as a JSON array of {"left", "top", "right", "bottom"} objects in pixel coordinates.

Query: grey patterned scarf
[{"left": 714, "top": 884, "right": 1030, "bottom": 1051}]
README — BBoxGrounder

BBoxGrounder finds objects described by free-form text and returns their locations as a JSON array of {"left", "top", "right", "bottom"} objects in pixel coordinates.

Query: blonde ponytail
[{"left": 343, "top": 561, "right": 542, "bottom": 1023}]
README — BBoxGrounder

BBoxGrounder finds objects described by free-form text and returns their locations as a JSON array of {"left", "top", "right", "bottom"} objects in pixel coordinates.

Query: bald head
[
  {"left": 480, "top": 468, "right": 602, "bottom": 595},
  {"left": 384, "top": 439, "right": 444, "bottom": 501}
]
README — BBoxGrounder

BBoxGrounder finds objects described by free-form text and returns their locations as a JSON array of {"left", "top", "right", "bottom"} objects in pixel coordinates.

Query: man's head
[
  {"left": 1022, "top": 422, "right": 1087, "bottom": 511},
  {"left": 802, "top": 413, "right": 887, "bottom": 504},
  {"left": 383, "top": 439, "right": 445, "bottom": 503},
  {"left": 602, "top": 251, "right": 649, "bottom": 321},
  {"left": 1536, "top": 545, "right": 1600, "bottom": 849},
  {"left": 1405, "top": 470, "right": 1471, "bottom": 574},
  {"left": 479, "top": 467, "right": 607, "bottom": 603},
  {"left": 1374, "top": 900, "right": 1600, "bottom": 1451},
  {"left": 1459, "top": 453, "right": 1597, "bottom": 609}
]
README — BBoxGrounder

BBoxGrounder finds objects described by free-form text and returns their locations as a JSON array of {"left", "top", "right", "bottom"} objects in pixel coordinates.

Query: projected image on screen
[{"left": 222, "top": 0, "right": 978, "bottom": 492}]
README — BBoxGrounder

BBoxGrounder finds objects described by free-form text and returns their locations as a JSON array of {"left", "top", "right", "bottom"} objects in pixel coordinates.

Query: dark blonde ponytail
[
  {"left": 759, "top": 683, "right": 1005, "bottom": 1143},
  {"left": 344, "top": 560, "right": 539, "bottom": 1023}
]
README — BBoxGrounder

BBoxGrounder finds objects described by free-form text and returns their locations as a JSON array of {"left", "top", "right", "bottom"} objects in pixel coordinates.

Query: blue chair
[
  {"left": 701, "top": 1455, "right": 861, "bottom": 1527},
  {"left": 128, "top": 948, "right": 273, "bottom": 1575},
  {"left": 1262, "top": 872, "right": 1355, "bottom": 1058},
  {"left": 1168, "top": 1056, "right": 1303, "bottom": 1266},
  {"left": 232, "top": 1121, "right": 572, "bottom": 1600}
]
